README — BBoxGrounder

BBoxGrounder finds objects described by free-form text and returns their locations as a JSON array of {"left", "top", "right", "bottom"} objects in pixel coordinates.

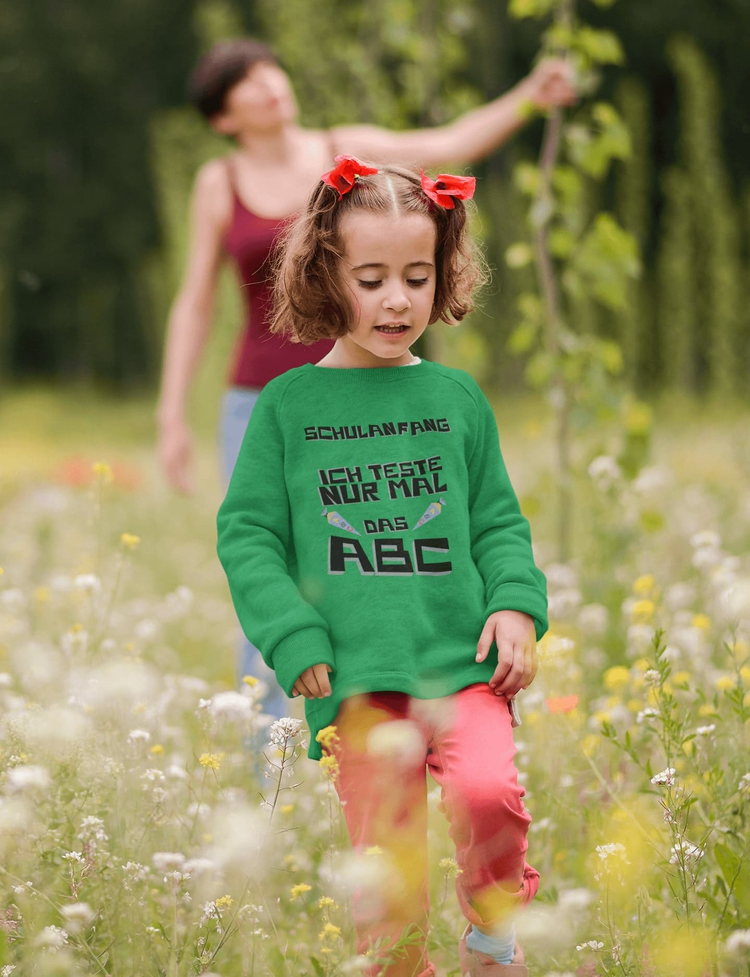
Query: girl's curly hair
[{"left": 268, "top": 163, "right": 488, "bottom": 345}]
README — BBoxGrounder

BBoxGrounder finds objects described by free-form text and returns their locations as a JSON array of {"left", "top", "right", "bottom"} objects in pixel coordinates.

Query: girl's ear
[{"left": 209, "top": 112, "right": 237, "bottom": 138}]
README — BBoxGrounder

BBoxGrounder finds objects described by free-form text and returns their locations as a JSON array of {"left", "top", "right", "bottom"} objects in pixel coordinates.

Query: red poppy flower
[
  {"left": 420, "top": 170, "right": 476, "bottom": 209},
  {"left": 545, "top": 694, "right": 579, "bottom": 714},
  {"left": 321, "top": 155, "right": 379, "bottom": 198}
]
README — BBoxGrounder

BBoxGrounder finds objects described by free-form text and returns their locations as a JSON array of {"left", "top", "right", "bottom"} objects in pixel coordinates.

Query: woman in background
[{"left": 156, "top": 37, "right": 575, "bottom": 720}]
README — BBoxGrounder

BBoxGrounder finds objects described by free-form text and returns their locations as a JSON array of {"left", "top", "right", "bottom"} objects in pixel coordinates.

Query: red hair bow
[
  {"left": 420, "top": 170, "right": 476, "bottom": 209},
  {"left": 321, "top": 154, "right": 379, "bottom": 198}
]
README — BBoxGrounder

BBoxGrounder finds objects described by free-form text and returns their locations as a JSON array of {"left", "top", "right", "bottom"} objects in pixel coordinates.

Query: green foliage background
[{"left": 1, "top": 0, "right": 749, "bottom": 398}]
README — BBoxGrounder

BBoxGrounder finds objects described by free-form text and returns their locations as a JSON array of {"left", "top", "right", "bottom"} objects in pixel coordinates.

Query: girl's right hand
[
  {"left": 158, "top": 417, "right": 195, "bottom": 495},
  {"left": 292, "top": 664, "right": 333, "bottom": 699}
]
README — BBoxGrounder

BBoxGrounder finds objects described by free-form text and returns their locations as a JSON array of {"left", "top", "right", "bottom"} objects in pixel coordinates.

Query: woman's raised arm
[{"left": 331, "top": 59, "right": 576, "bottom": 169}]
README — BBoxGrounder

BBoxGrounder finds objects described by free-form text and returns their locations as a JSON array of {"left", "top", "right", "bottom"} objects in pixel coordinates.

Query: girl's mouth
[{"left": 375, "top": 325, "right": 409, "bottom": 335}]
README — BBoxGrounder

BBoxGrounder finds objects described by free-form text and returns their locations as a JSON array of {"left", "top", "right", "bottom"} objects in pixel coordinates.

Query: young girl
[{"left": 217, "top": 156, "right": 548, "bottom": 977}]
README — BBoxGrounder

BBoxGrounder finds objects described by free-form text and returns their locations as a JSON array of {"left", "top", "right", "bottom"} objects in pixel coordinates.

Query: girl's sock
[{"left": 465, "top": 922, "right": 516, "bottom": 965}]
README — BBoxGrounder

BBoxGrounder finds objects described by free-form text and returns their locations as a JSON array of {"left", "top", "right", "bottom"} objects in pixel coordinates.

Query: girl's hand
[
  {"left": 292, "top": 663, "right": 333, "bottom": 699},
  {"left": 521, "top": 58, "right": 578, "bottom": 110},
  {"left": 476, "top": 610, "right": 538, "bottom": 699}
]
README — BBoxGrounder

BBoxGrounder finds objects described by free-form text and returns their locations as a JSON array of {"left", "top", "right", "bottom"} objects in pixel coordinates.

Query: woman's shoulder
[{"left": 191, "top": 156, "right": 234, "bottom": 224}]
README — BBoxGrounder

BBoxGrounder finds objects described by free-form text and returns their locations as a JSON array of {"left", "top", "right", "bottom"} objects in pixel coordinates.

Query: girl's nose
[{"left": 383, "top": 289, "right": 410, "bottom": 313}]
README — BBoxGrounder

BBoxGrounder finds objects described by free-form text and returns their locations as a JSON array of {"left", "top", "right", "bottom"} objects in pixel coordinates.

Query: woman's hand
[
  {"left": 520, "top": 57, "right": 578, "bottom": 110},
  {"left": 157, "top": 415, "right": 195, "bottom": 495},
  {"left": 292, "top": 663, "right": 333, "bottom": 699},
  {"left": 476, "top": 610, "right": 538, "bottom": 699}
]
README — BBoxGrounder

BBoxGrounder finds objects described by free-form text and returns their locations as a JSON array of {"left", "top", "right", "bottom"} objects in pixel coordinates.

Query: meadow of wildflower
[{"left": 1, "top": 387, "right": 749, "bottom": 977}]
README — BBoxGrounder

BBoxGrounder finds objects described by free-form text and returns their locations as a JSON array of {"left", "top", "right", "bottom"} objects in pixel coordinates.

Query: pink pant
[{"left": 321, "top": 682, "right": 539, "bottom": 977}]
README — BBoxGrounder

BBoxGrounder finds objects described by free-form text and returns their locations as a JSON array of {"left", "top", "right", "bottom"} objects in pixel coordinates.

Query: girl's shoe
[{"left": 458, "top": 922, "right": 528, "bottom": 976}]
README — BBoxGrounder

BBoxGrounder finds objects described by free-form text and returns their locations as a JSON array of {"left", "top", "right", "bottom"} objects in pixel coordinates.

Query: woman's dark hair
[
  {"left": 188, "top": 38, "right": 278, "bottom": 119},
  {"left": 269, "top": 163, "right": 488, "bottom": 345}
]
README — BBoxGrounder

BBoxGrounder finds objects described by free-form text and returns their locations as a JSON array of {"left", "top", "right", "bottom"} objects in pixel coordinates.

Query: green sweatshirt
[{"left": 217, "top": 358, "right": 547, "bottom": 761}]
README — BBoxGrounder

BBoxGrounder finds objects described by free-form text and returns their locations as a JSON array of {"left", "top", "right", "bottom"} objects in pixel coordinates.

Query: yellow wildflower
[
  {"left": 740, "top": 665, "right": 750, "bottom": 683},
  {"left": 715, "top": 675, "right": 735, "bottom": 692},
  {"left": 92, "top": 462, "right": 113, "bottom": 484},
  {"left": 290, "top": 883, "right": 312, "bottom": 900},
  {"left": 672, "top": 670, "right": 691, "bottom": 686},
  {"left": 319, "top": 922, "right": 342, "bottom": 941},
  {"left": 364, "top": 846, "right": 383, "bottom": 856},
  {"left": 319, "top": 754, "right": 339, "bottom": 780},
  {"left": 631, "top": 599, "right": 655, "bottom": 623},
  {"left": 626, "top": 699, "right": 641, "bottom": 713},
  {"left": 150, "top": 744, "right": 164, "bottom": 755},
  {"left": 199, "top": 752, "right": 226, "bottom": 770},
  {"left": 633, "top": 574, "right": 655, "bottom": 596},
  {"left": 603, "top": 666, "right": 630, "bottom": 691},
  {"left": 633, "top": 657, "right": 650, "bottom": 672},
  {"left": 592, "top": 710, "right": 612, "bottom": 726},
  {"left": 215, "top": 895, "right": 233, "bottom": 910},
  {"left": 439, "top": 857, "right": 463, "bottom": 877},
  {"left": 318, "top": 896, "right": 338, "bottom": 910},
  {"left": 692, "top": 614, "right": 711, "bottom": 631},
  {"left": 606, "top": 696, "right": 623, "bottom": 709},
  {"left": 34, "top": 587, "right": 50, "bottom": 603},
  {"left": 120, "top": 533, "right": 141, "bottom": 550},
  {"left": 581, "top": 734, "right": 599, "bottom": 758},
  {"left": 625, "top": 400, "right": 652, "bottom": 435},
  {"left": 315, "top": 725, "right": 340, "bottom": 751},
  {"left": 683, "top": 740, "right": 695, "bottom": 757},
  {"left": 524, "top": 709, "right": 540, "bottom": 726},
  {"left": 280, "top": 804, "right": 295, "bottom": 815},
  {"left": 698, "top": 703, "right": 717, "bottom": 718},
  {"left": 202, "top": 833, "right": 213, "bottom": 843},
  {"left": 242, "top": 675, "right": 259, "bottom": 687}
]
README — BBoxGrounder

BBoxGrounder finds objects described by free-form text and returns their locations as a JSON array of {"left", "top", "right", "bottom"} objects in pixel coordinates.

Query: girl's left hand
[
  {"left": 522, "top": 58, "right": 578, "bottom": 110},
  {"left": 476, "top": 610, "right": 538, "bottom": 699}
]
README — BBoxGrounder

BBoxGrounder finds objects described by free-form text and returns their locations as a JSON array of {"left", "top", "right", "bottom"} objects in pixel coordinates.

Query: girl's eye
[
  {"left": 408, "top": 278, "right": 429, "bottom": 287},
  {"left": 358, "top": 281, "right": 381, "bottom": 289}
]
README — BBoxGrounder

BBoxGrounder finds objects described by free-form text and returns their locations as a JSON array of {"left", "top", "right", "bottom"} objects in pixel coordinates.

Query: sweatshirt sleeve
[
  {"left": 467, "top": 384, "right": 548, "bottom": 642},
  {"left": 216, "top": 383, "right": 335, "bottom": 697}
]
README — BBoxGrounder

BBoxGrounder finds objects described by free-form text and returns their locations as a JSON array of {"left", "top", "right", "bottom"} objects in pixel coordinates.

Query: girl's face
[
  {"left": 337, "top": 211, "right": 437, "bottom": 367},
  {"left": 214, "top": 61, "right": 298, "bottom": 135}
]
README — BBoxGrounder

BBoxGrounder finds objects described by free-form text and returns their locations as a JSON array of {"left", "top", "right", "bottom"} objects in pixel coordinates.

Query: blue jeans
[{"left": 218, "top": 386, "right": 289, "bottom": 727}]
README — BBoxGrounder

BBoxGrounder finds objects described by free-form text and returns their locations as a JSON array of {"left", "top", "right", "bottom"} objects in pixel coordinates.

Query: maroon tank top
[{"left": 222, "top": 156, "right": 335, "bottom": 389}]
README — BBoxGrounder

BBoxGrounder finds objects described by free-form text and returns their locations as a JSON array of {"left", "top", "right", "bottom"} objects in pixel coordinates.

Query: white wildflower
[
  {"left": 636, "top": 707, "right": 659, "bottom": 725},
  {"left": 595, "top": 843, "right": 630, "bottom": 863},
  {"left": 696, "top": 725, "right": 716, "bottom": 736},
  {"left": 651, "top": 767, "right": 676, "bottom": 787},
  {"left": 62, "top": 851, "right": 85, "bottom": 863},
  {"left": 128, "top": 728, "right": 151, "bottom": 744},
  {"left": 588, "top": 455, "right": 621, "bottom": 490},
  {"left": 725, "top": 929, "right": 750, "bottom": 956},
  {"left": 36, "top": 925, "right": 69, "bottom": 950},
  {"left": 5, "top": 765, "right": 51, "bottom": 793},
  {"left": 644, "top": 669, "right": 661, "bottom": 686},
  {"left": 670, "top": 840, "right": 703, "bottom": 864},
  {"left": 78, "top": 816, "right": 108, "bottom": 851},
  {"left": 739, "top": 773, "right": 750, "bottom": 794},
  {"left": 205, "top": 690, "right": 253, "bottom": 721},
  {"left": 268, "top": 717, "right": 304, "bottom": 745},
  {"left": 61, "top": 902, "right": 95, "bottom": 932},
  {"left": 689, "top": 531, "right": 720, "bottom": 550},
  {"left": 576, "top": 940, "right": 604, "bottom": 951},
  {"left": 73, "top": 574, "right": 101, "bottom": 595},
  {"left": 152, "top": 852, "right": 185, "bottom": 872}
]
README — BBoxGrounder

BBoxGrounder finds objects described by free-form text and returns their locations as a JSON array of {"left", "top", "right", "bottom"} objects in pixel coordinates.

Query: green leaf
[
  {"left": 525, "top": 350, "right": 554, "bottom": 388},
  {"left": 576, "top": 28, "right": 625, "bottom": 65},
  {"left": 505, "top": 242, "right": 534, "bottom": 269},
  {"left": 509, "top": 0, "right": 556, "bottom": 20},
  {"left": 513, "top": 162, "right": 542, "bottom": 196},
  {"left": 508, "top": 321, "right": 538, "bottom": 354},
  {"left": 548, "top": 226, "right": 576, "bottom": 258}
]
